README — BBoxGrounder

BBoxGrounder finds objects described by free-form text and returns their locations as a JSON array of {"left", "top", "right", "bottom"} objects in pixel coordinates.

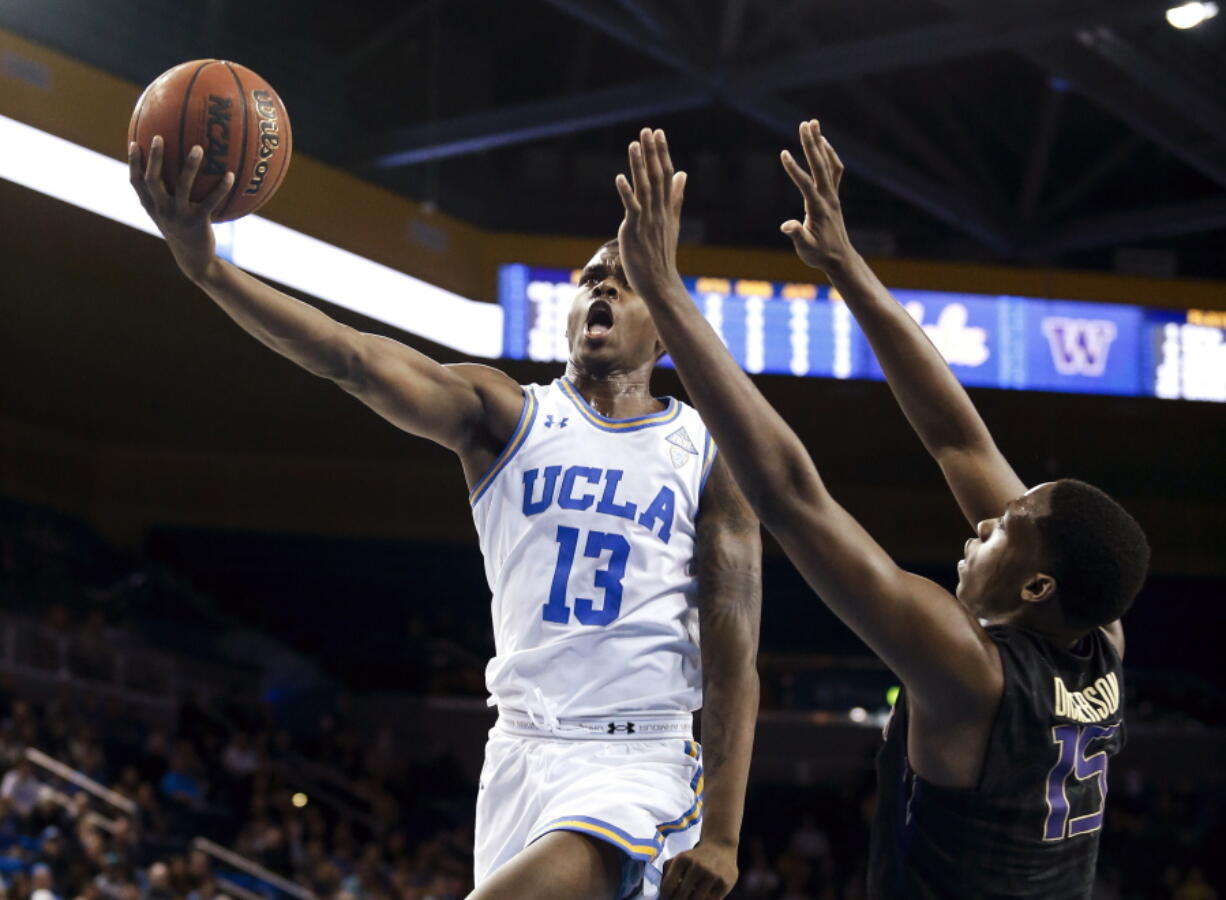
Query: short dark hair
[
  {"left": 1034, "top": 479, "right": 1149, "bottom": 628},
  {"left": 601, "top": 237, "right": 619, "bottom": 251}
]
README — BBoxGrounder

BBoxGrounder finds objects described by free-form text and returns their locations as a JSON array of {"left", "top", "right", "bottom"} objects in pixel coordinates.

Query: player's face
[
  {"left": 566, "top": 246, "right": 664, "bottom": 373},
  {"left": 955, "top": 485, "right": 1055, "bottom": 619}
]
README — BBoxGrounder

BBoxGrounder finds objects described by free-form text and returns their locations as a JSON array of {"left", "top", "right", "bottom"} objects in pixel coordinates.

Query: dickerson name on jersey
[{"left": 1053, "top": 672, "right": 1121, "bottom": 724}]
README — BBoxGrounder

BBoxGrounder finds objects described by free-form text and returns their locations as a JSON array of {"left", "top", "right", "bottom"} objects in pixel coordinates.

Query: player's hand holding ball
[
  {"left": 779, "top": 119, "right": 855, "bottom": 274},
  {"left": 128, "top": 135, "right": 233, "bottom": 283},
  {"left": 127, "top": 60, "right": 292, "bottom": 283},
  {"left": 615, "top": 127, "right": 688, "bottom": 299}
]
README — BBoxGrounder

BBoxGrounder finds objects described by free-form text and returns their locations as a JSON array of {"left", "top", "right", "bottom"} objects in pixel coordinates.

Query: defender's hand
[
  {"left": 128, "top": 135, "right": 234, "bottom": 283},
  {"left": 779, "top": 119, "right": 854, "bottom": 273},
  {"left": 615, "top": 127, "right": 687, "bottom": 297},
  {"left": 661, "top": 840, "right": 738, "bottom": 900}
]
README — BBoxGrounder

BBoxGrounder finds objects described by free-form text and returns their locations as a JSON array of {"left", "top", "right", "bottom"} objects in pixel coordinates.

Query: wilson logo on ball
[{"left": 245, "top": 89, "right": 282, "bottom": 196}]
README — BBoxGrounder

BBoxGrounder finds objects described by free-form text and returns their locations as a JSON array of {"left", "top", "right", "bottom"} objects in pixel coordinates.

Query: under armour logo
[
  {"left": 1041, "top": 317, "right": 1118, "bottom": 376},
  {"left": 544, "top": 415, "right": 569, "bottom": 429},
  {"left": 607, "top": 721, "right": 636, "bottom": 734}
]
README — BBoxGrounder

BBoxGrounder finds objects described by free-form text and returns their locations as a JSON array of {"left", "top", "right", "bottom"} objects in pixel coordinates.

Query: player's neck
[
  {"left": 564, "top": 363, "right": 660, "bottom": 419},
  {"left": 991, "top": 605, "right": 1088, "bottom": 651}
]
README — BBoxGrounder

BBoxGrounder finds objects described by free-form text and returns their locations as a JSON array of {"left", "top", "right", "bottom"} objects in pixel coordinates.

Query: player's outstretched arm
[
  {"left": 615, "top": 129, "right": 1001, "bottom": 723},
  {"left": 777, "top": 124, "right": 1124, "bottom": 655},
  {"left": 128, "top": 137, "right": 522, "bottom": 454},
  {"left": 662, "top": 457, "right": 761, "bottom": 900},
  {"left": 778, "top": 120, "right": 1024, "bottom": 528}
]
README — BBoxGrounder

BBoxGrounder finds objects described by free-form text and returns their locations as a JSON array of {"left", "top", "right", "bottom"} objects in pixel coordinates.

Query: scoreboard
[{"left": 498, "top": 265, "right": 1226, "bottom": 403}]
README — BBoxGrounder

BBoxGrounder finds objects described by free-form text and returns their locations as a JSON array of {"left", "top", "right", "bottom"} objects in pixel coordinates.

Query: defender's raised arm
[
  {"left": 777, "top": 120, "right": 1123, "bottom": 654},
  {"left": 778, "top": 120, "right": 1024, "bottom": 529}
]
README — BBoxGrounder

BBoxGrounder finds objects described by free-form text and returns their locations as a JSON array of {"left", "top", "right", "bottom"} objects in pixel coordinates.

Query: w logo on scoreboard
[{"left": 1041, "top": 318, "right": 1119, "bottom": 377}]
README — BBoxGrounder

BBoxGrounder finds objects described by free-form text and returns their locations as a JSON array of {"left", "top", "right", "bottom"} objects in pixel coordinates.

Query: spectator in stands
[
  {"left": 158, "top": 745, "right": 203, "bottom": 809},
  {"left": 143, "top": 862, "right": 173, "bottom": 900},
  {"left": 219, "top": 735, "right": 257, "bottom": 782},
  {"left": 92, "top": 851, "right": 132, "bottom": 900},
  {"left": 35, "top": 826, "right": 70, "bottom": 885},
  {"left": 133, "top": 784, "right": 166, "bottom": 842},
  {"left": 0, "top": 798, "right": 18, "bottom": 844},
  {"left": 31, "top": 862, "right": 59, "bottom": 900},
  {"left": 1, "top": 758, "right": 41, "bottom": 819}
]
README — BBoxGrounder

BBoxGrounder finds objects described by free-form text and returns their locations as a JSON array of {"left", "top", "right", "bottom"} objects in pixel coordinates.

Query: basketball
[{"left": 128, "top": 60, "right": 292, "bottom": 222}]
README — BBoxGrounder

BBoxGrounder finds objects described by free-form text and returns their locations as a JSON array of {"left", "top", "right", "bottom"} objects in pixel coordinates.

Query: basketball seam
[
  {"left": 129, "top": 82, "right": 151, "bottom": 146},
  {"left": 217, "top": 61, "right": 248, "bottom": 221},
  {"left": 176, "top": 61, "right": 213, "bottom": 194}
]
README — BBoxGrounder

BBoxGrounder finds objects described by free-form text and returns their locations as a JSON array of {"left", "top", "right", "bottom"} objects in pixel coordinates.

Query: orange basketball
[{"left": 129, "top": 60, "right": 292, "bottom": 222}]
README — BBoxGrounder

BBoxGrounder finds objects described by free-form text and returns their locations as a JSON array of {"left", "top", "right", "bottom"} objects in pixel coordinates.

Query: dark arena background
[{"left": 1, "top": 1, "right": 1225, "bottom": 898}]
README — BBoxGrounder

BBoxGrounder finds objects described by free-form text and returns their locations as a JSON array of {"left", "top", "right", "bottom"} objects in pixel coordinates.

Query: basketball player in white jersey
[{"left": 129, "top": 136, "right": 762, "bottom": 900}]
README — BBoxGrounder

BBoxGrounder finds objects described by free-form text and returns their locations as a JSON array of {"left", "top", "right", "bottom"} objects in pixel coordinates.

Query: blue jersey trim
[
  {"left": 655, "top": 742, "right": 704, "bottom": 847},
  {"left": 698, "top": 433, "right": 718, "bottom": 495},
  {"left": 468, "top": 387, "right": 537, "bottom": 507},
  {"left": 534, "top": 815, "right": 661, "bottom": 861},
  {"left": 557, "top": 377, "right": 682, "bottom": 433}
]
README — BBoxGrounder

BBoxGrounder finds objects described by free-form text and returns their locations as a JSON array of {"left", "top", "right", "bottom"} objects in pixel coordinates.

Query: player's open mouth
[{"left": 584, "top": 300, "right": 615, "bottom": 340}]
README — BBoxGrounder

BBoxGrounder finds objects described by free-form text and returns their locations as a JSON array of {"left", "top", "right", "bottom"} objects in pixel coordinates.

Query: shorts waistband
[{"left": 496, "top": 707, "right": 694, "bottom": 740}]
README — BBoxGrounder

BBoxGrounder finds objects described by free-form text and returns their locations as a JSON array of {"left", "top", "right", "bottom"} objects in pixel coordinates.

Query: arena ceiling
[{"left": 3, "top": 0, "right": 1226, "bottom": 277}]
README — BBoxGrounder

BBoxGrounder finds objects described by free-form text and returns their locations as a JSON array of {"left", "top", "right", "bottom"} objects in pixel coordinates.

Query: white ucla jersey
[{"left": 469, "top": 377, "right": 717, "bottom": 719}]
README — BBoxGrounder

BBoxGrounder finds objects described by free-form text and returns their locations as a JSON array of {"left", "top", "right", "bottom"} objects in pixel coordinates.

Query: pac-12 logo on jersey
[
  {"left": 666, "top": 427, "right": 699, "bottom": 469},
  {"left": 522, "top": 465, "right": 676, "bottom": 544}
]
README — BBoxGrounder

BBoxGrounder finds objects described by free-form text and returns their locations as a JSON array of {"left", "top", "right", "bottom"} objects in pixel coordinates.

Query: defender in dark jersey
[{"left": 611, "top": 125, "right": 1148, "bottom": 899}]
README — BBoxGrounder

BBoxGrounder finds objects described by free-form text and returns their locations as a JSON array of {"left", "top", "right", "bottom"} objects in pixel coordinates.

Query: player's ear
[{"left": 1020, "top": 572, "right": 1056, "bottom": 604}]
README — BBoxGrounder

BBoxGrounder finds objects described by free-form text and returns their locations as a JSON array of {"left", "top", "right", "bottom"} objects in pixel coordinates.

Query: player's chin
[{"left": 576, "top": 335, "right": 617, "bottom": 358}]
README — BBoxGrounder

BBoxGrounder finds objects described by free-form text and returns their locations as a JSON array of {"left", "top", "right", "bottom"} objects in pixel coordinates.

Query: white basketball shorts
[{"left": 473, "top": 709, "right": 704, "bottom": 899}]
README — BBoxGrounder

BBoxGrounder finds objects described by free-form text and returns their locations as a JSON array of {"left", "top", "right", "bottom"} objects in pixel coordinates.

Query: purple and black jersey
[{"left": 869, "top": 625, "right": 1124, "bottom": 899}]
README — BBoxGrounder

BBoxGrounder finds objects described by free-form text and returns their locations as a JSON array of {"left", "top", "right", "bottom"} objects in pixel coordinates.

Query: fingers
[
  {"left": 671, "top": 170, "right": 686, "bottom": 219},
  {"left": 628, "top": 139, "right": 650, "bottom": 207},
  {"left": 144, "top": 134, "right": 166, "bottom": 199},
  {"left": 800, "top": 119, "right": 835, "bottom": 197},
  {"left": 780, "top": 149, "right": 818, "bottom": 207},
  {"left": 202, "top": 170, "right": 236, "bottom": 219},
  {"left": 661, "top": 857, "right": 683, "bottom": 897},
  {"left": 177, "top": 145, "right": 204, "bottom": 210},
  {"left": 128, "top": 141, "right": 153, "bottom": 210},
  {"left": 672, "top": 864, "right": 716, "bottom": 900},
  {"left": 824, "top": 135, "right": 845, "bottom": 189},
  {"left": 640, "top": 127, "right": 663, "bottom": 207},
  {"left": 655, "top": 128, "right": 675, "bottom": 207},
  {"left": 799, "top": 119, "right": 825, "bottom": 189},
  {"left": 615, "top": 173, "right": 641, "bottom": 218}
]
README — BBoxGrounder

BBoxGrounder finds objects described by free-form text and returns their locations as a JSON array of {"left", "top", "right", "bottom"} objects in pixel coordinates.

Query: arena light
[
  {"left": 0, "top": 112, "right": 503, "bottom": 359},
  {"left": 1165, "top": 1, "right": 1218, "bottom": 28}
]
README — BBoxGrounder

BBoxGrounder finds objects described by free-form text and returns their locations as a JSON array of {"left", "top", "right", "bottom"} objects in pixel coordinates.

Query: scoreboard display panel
[{"left": 498, "top": 264, "right": 1226, "bottom": 403}]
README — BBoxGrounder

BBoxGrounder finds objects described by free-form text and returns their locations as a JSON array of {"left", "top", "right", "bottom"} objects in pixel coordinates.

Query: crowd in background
[
  {"left": 0, "top": 638, "right": 1221, "bottom": 899},
  {"left": 0, "top": 499, "right": 1223, "bottom": 899},
  {"left": 0, "top": 680, "right": 475, "bottom": 900}
]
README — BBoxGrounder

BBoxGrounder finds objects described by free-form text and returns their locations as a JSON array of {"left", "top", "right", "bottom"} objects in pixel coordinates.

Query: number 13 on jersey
[{"left": 542, "top": 525, "right": 630, "bottom": 626}]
